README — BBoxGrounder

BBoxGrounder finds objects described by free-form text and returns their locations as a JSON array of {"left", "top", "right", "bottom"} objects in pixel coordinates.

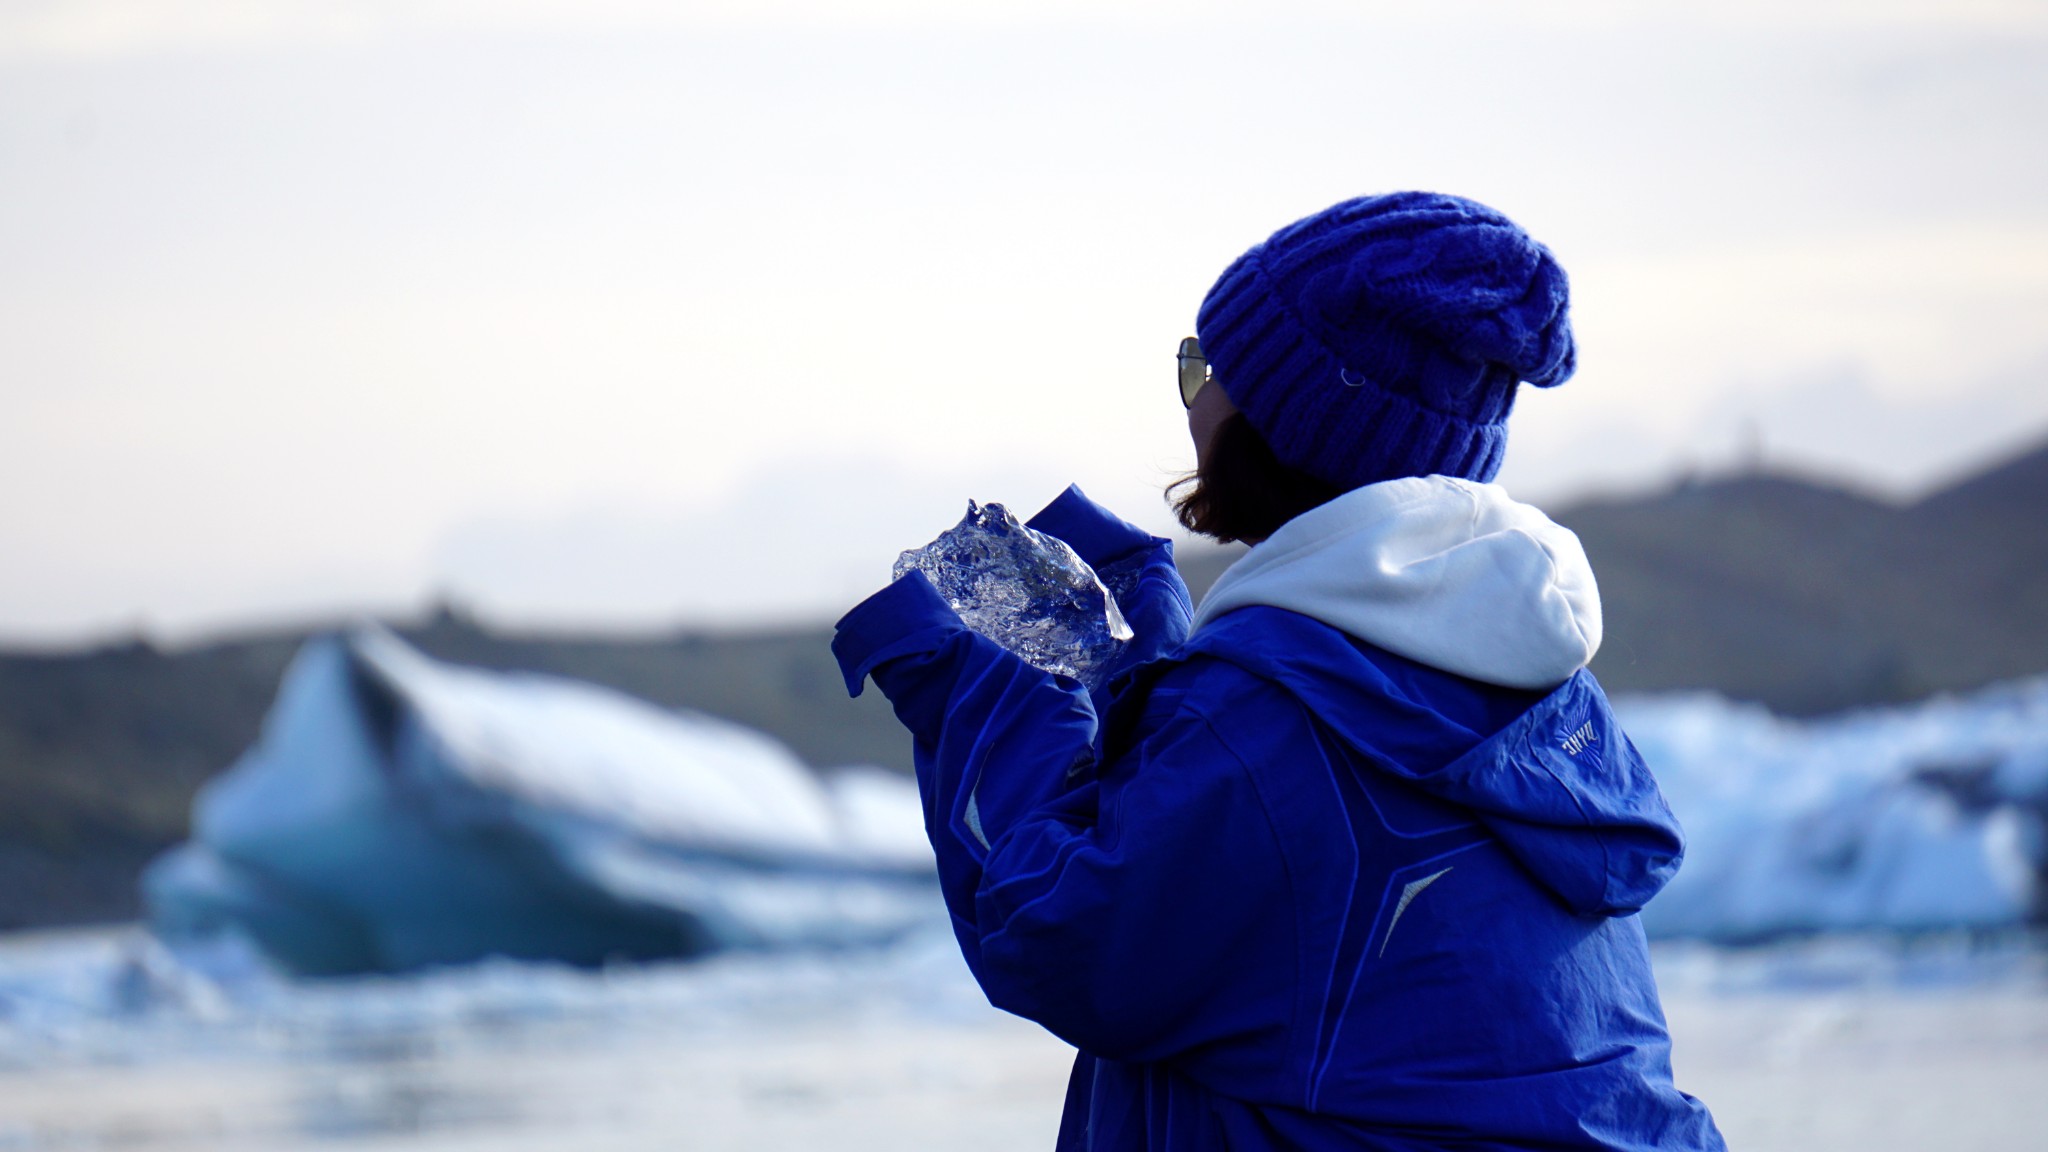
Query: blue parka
[{"left": 833, "top": 485, "right": 1724, "bottom": 1151}]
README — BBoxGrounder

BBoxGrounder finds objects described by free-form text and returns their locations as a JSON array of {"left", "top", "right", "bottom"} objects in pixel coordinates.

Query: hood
[
  {"left": 1180, "top": 608, "right": 1683, "bottom": 916},
  {"left": 1190, "top": 476, "right": 1601, "bottom": 690},
  {"left": 1418, "top": 668, "right": 1684, "bottom": 916}
]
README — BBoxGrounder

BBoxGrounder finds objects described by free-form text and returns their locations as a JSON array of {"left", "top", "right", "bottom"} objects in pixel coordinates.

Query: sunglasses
[{"left": 1177, "top": 336, "right": 1211, "bottom": 408}]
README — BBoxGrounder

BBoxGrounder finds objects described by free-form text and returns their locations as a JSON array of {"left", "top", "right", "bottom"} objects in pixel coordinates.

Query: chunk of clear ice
[{"left": 893, "top": 501, "right": 1134, "bottom": 690}]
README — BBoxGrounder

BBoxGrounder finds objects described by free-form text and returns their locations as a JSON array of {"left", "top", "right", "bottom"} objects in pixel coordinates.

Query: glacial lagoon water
[{"left": 1, "top": 925, "right": 2044, "bottom": 1152}]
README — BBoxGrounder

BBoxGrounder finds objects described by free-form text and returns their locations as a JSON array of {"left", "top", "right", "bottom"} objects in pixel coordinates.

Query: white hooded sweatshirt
[{"left": 1188, "top": 475, "right": 1603, "bottom": 691}]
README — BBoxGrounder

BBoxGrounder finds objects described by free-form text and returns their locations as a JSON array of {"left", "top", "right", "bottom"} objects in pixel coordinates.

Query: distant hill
[
  {"left": 1553, "top": 440, "right": 2048, "bottom": 714},
  {"left": 1, "top": 438, "right": 2043, "bottom": 929},
  {"left": 1174, "top": 440, "right": 2048, "bottom": 714}
]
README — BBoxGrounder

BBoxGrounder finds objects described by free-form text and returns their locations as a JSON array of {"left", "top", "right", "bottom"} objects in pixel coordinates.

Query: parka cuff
[
  {"left": 1026, "top": 484, "right": 1164, "bottom": 569},
  {"left": 831, "top": 570, "right": 966, "bottom": 698}
]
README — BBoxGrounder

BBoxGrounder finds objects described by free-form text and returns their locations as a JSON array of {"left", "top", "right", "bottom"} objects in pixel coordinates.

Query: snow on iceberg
[
  {"left": 1621, "top": 678, "right": 2048, "bottom": 940},
  {"left": 144, "top": 629, "right": 937, "bottom": 977}
]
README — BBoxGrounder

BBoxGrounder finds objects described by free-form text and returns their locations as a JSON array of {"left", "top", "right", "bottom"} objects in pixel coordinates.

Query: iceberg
[
  {"left": 141, "top": 621, "right": 2045, "bottom": 974},
  {"left": 144, "top": 629, "right": 937, "bottom": 977},
  {"left": 893, "top": 501, "right": 1133, "bottom": 690},
  {"left": 1623, "top": 678, "right": 2048, "bottom": 940}
]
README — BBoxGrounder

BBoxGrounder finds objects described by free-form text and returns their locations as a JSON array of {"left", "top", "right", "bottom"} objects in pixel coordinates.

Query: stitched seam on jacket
[
  {"left": 1196, "top": 700, "right": 1315, "bottom": 1113},
  {"left": 1308, "top": 838, "right": 1491, "bottom": 1112},
  {"left": 1298, "top": 735, "right": 1361, "bottom": 1111}
]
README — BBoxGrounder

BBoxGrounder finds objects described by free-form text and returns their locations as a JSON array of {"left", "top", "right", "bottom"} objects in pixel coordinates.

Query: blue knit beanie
[{"left": 1195, "top": 191, "right": 1575, "bottom": 490}]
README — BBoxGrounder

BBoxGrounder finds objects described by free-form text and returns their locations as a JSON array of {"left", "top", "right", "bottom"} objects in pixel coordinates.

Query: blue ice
[{"left": 145, "top": 630, "right": 937, "bottom": 976}]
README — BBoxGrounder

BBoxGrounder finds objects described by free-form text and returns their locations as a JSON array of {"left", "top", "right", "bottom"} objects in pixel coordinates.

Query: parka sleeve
[
  {"left": 833, "top": 571, "right": 1099, "bottom": 954},
  {"left": 968, "top": 679, "right": 1295, "bottom": 1065},
  {"left": 830, "top": 484, "right": 1192, "bottom": 959},
  {"left": 833, "top": 575, "right": 1292, "bottom": 1066},
  {"left": 1022, "top": 484, "right": 1194, "bottom": 681}
]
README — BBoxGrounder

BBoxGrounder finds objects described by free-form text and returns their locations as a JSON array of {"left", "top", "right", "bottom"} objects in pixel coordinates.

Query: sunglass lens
[{"left": 1177, "top": 337, "right": 1208, "bottom": 408}]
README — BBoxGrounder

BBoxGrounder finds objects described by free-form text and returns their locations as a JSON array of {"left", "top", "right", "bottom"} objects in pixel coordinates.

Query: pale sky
[{"left": 4, "top": 0, "right": 2046, "bottom": 643}]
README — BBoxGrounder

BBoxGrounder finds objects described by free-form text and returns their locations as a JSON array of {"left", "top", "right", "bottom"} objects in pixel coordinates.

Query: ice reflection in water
[
  {"left": 0, "top": 925, "right": 1063, "bottom": 1151},
  {"left": 294, "top": 1045, "right": 515, "bottom": 1140},
  {"left": 2, "top": 929, "right": 2048, "bottom": 1151}
]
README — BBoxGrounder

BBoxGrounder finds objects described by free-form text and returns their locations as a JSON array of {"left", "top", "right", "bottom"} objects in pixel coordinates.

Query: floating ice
[
  {"left": 144, "top": 629, "right": 938, "bottom": 977},
  {"left": 893, "top": 501, "right": 1133, "bottom": 689},
  {"left": 1623, "top": 677, "right": 2048, "bottom": 940}
]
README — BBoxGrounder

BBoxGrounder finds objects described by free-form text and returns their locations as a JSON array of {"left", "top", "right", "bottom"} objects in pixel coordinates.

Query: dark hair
[{"left": 1169, "top": 412, "right": 1344, "bottom": 544}]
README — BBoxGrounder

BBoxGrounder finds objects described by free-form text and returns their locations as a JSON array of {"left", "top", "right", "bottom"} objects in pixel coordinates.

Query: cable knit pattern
[{"left": 1196, "top": 192, "right": 1574, "bottom": 490}]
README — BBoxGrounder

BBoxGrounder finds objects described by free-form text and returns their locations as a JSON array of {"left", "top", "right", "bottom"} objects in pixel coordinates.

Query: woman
[{"left": 833, "top": 192, "right": 1724, "bottom": 1151}]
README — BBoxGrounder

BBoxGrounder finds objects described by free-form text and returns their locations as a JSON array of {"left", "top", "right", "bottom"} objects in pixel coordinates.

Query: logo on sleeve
[{"left": 1560, "top": 720, "right": 1599, "bottom": 758}]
